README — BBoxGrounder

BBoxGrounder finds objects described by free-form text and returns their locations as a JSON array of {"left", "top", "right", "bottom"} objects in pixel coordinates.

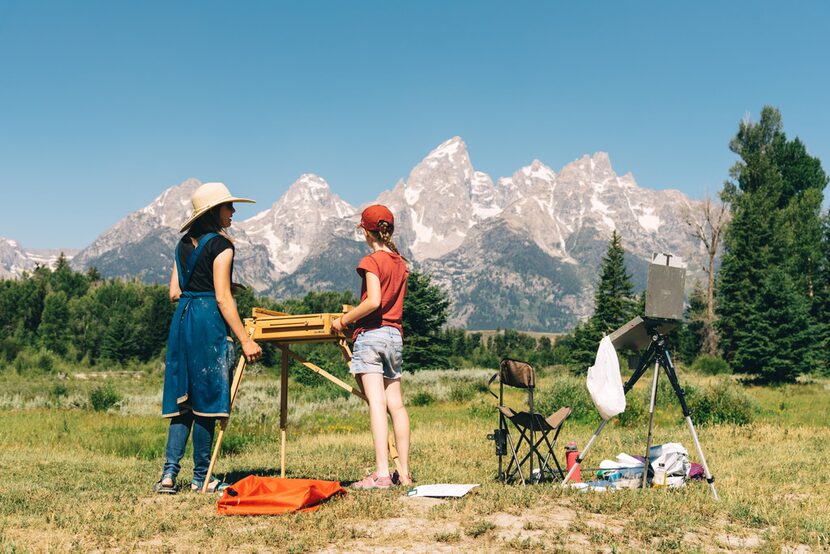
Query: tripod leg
[
  {"left": 642, "top": 360, "right": 660, "bottom": 489},
  {"left": 684, "top": 416, "right": 719, "bottom": 500},
  {"left": 661, "top": 350, "right": 719, "bottom": 500},
  {"left": 562, "top": 419, "right": 608, "bottom": 486}
]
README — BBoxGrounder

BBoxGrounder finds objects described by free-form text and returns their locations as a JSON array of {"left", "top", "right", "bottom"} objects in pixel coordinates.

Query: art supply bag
[
  {"left": 648, "top": 443, "right": 691, "bottom": 488},
  {"left": 586, "top": 336, "right": 626, "bottom": 420},
  {"left": 217, "top": 476, "right": 346, "bottom": 515}
]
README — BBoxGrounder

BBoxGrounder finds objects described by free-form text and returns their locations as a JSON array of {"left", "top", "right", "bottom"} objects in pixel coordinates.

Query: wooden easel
[{"left": 202, "top": 307, "right": 402, "bottom": 491}]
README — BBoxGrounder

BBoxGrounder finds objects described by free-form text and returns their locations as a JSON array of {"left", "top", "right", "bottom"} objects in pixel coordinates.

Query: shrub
[
  {"left": 467, "top": 398, "right": 493, "bottom": 419},
  {"left": 408, "top": 391, "right": 435, "bottom": 406},
  {"left": 691, "top": 354, "right": 731, "bottom": 375},
  {"left": 616, "top": 390, "right": 646, "bottom": 427},
  {"left": 0, "top": 337, "right": 23, "bottom": 364},
  {"left": 50, "top": 383, "right": 69, "bottom": 398},
  {"left": 89, "top": 383, "right": 122, "bottom": 412},
  {"left": 685, "top": 380, "right": 756, "bottom": 425},
  {"left": 449, "top": 383, "right": 476, "bottom": 403},
  {"left": 535, "top": 377, "right": 598, "bottom": 424}
]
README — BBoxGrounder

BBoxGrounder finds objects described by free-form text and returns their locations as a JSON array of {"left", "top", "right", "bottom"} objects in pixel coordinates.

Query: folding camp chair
[{"left": 486, "top": 358, "right": 572, "bottom": 484}]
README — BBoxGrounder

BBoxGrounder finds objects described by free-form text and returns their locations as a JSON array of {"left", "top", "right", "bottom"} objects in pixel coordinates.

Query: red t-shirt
[{"left": 353, "top": 250, "right": 409, "bottom": 340}]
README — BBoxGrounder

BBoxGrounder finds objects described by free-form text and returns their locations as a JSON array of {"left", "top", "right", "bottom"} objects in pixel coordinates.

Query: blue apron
[{"left": 161, "top": 233, "right": 235, "bottom": 418}]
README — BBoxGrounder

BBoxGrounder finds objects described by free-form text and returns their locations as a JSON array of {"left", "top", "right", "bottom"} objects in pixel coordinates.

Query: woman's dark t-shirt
[{"left": 176, "top": 235, "right": 234, "bottom": 292}]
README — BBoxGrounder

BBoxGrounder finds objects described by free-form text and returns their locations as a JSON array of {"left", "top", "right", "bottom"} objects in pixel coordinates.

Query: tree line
[{"left": 0, "top": 255, "right": 573, "bottom": 374}]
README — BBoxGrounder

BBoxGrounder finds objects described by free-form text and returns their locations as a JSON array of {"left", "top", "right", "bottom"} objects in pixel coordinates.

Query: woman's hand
[
  {"left": 332, "top": 317, "right": 345, "bottom": 333},
  {"left": 242, "top": 339, "right": 262, "bottom": 363}
]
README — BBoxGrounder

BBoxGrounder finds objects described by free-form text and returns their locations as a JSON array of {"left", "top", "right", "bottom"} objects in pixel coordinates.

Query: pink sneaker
[{"left": 352, "top": 472, "right": 393, "bottom": 489}]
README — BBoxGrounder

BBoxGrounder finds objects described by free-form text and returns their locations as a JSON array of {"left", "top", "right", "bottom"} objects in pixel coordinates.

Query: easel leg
[
  {"left": 203, "top": 355, "right": 247, "bottom": 492},
  {"left": 280, "top": 346, "right": 289, "bottom": 479},
  {"left": 642, "top": 360, "right": 660, "bottom": 489}
]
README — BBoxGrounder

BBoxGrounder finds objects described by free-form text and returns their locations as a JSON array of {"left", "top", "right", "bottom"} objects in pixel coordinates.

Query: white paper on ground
[{"left": 407, "top": 484, "right": 480, "bottom": 497}]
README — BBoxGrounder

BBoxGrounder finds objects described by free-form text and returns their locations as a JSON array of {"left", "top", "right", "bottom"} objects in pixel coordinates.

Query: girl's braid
[{"left": 376, "top": 220, "right": 408, "bottom": 262}]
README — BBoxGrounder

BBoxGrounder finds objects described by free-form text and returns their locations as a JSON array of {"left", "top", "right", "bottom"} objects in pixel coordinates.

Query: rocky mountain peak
[
  {"left": 137, "top": 178, "right": 202, "bottom": 230},
  {"left": 425, "top": 136, "right": 467, "bottom": 160},
  {"left": 238, "top": 174, "right": 355, "bottom": 275}
]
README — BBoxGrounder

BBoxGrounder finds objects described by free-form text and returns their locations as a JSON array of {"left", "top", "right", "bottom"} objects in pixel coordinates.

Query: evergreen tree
[
  {"left": 567, "top": 231, "right": 638, "bottom": 368},
  {"left": 51, "top": 253, "right": 90, "bottom": 298},
  {"left": 136, "top": 286, "right": 174, "bottom": 361},
  {"left": 402, "top": 269, "right": 451, "bottom": 370},
  {"left": 814, "top": 213, "right": 830, "bottom": 374},
  {"left": 39, "top": 290, "right": 71, "bottom": 355},
  {"left": 592, "top": 231, "right": 638, "bottom": 335},
  {"left": 717, "top": 106, "right": 828, "bottom": 382},
  {"left": 101, "top": 312, "right": 139, "bottom": 364},
  {"left": 677, "top": 281, "right": 707, "bottom": 364}
]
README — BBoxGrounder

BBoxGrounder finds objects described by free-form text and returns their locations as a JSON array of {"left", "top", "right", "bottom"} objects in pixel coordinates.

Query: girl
[
  {"left": 332, "top": 204, "right": 412, "bottom": 489},
  {"left": 154, "top": 182, "right": 263, "bottom": 494}
]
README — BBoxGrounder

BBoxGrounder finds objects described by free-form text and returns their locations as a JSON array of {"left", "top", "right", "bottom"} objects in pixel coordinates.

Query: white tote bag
[{"left": 586, "top": 336, "right": 626, "bottom": 420}]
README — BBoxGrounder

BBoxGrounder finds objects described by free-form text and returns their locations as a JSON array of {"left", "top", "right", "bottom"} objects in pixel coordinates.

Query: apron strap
[{"left": 178, "top": 232, "right": 220, "bottom": 289}]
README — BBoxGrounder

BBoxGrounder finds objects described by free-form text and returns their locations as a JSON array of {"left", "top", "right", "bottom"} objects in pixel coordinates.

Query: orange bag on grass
[{"left": 217, "top": 476, "right": 346, "bottom": 515}]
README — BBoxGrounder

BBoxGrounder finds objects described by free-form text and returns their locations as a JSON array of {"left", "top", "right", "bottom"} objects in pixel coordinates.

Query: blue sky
[{"left": 1, "top": 1, "right": 828, "bottom": 249}]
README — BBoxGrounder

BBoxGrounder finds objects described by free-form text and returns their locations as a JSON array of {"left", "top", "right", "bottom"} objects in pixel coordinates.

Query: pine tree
[
  {"left": 717, "top": 106, "right": 828, "bottom": 382},
  {"left": 592, "top": 231, "right": 637, "bottom": 335},
  {"left": 812, "top": 213, "right": 830, "bottom": 374},
  {"left": 402, "top": 269, "right": 451, "bottom": 370},
  {"left": 567, "top": 231, "right": 638, "bottom": 368},
  {"left": 39, "top": 291, "right": 71, "bottom": 355},
  {"left": 678, "top": 281, "right": 707, "bottom": 364}
]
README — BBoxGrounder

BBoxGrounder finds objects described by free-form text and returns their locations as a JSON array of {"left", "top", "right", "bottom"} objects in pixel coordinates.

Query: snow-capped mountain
[
  {"left": 69, "top": 178, "right": 275, "bottom": 289},
  {"left": 238, "top": 174, "right": 356, "bottom": 275},
  {"left": 4, "top": 137, "right": 708, "bottom": 331},
  {"left": 377, "top": 137, "right": 504, "bottom": 260},
  {"left": 0, "top": 238, "right": 76, "bottom": 278}
]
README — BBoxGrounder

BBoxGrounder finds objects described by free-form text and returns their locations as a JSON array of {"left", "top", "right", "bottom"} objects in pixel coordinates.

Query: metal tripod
[{"left": 562, "top": 325, "right": 719, "bottom": 500}]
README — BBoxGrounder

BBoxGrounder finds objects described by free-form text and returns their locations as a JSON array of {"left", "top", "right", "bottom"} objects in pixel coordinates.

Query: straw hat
[{"left": 180, "top": 182, "right": 255, "bottom": 232}]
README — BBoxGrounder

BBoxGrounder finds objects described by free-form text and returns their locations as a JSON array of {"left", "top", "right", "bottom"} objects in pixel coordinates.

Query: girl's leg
[
  {"left": 191, "top": 415, "right": 217, "bottom": 487},
  {"left": 384, "top": 378, "right": 410, "bottom": 480},
  {"left": 161, "top": 412, "right": 194, "bottom": 485},
  {"left": 356, "top": 372, "right": 390, "bottom": 477}
]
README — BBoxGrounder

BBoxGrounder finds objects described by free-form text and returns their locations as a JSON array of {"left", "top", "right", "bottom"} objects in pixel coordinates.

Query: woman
[{"left": 154, "top": 182, "right": 262, "bottom": 494}]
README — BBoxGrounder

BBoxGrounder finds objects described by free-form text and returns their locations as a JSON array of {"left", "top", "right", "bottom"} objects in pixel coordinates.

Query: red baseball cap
[{"left": 358, "top": 204, "right": 395, "bottom": 232}]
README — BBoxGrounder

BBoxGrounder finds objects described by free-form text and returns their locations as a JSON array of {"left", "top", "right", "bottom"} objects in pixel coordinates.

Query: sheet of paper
[{"left": 407, "top": 484, "right": 480, "bottom": 497}]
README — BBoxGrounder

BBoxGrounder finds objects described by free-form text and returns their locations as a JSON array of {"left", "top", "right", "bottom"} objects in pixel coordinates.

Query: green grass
[{"left": 0, "top": 366, "right": 828, "bottom": 552}]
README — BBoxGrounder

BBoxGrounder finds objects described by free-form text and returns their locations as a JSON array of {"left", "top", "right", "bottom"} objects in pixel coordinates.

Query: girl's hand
[
  {"left": 242, "top": 339, "right": 262, "bottom": 363},
  {"left": 332, "top": 317, "right": 345, "bottom": 333}
]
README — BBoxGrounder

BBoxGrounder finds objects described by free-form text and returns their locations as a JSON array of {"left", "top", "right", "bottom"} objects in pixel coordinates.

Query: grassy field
[{"left": 1, "top": 364, "right": 828, "bottom": 553}]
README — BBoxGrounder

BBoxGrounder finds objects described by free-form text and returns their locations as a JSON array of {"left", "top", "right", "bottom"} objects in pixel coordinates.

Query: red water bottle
[{"left": 565, "top": 441, "right": 581, "bottom": 482}]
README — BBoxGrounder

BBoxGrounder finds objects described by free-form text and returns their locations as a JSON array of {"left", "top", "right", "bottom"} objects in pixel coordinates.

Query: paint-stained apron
[{"left": 161, "top": 233, "right": 235, "bottom": 418}]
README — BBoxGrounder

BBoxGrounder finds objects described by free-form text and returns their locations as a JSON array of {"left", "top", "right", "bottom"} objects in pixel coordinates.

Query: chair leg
[{"left": 504, "top": 430, "right": 525, "bottom": 485}]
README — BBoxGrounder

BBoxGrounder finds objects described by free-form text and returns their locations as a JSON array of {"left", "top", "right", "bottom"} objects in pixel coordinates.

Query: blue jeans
[{"left": 162, "top": 412, "right": 216, "bottom": 486}]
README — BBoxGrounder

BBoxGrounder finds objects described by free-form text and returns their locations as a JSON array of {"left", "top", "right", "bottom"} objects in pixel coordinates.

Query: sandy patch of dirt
[{"left": 316, "top": 495, "right": 630, "bottom": 553}]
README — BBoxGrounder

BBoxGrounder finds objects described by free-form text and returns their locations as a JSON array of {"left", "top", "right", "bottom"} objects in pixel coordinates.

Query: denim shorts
[{"left": 351, "top": 327, "right": 403, "bottom": 379}]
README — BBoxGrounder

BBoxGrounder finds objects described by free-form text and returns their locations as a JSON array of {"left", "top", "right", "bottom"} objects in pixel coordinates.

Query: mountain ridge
[{"left": 4, "top": 137, "right": 706, "bottom": 331}]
